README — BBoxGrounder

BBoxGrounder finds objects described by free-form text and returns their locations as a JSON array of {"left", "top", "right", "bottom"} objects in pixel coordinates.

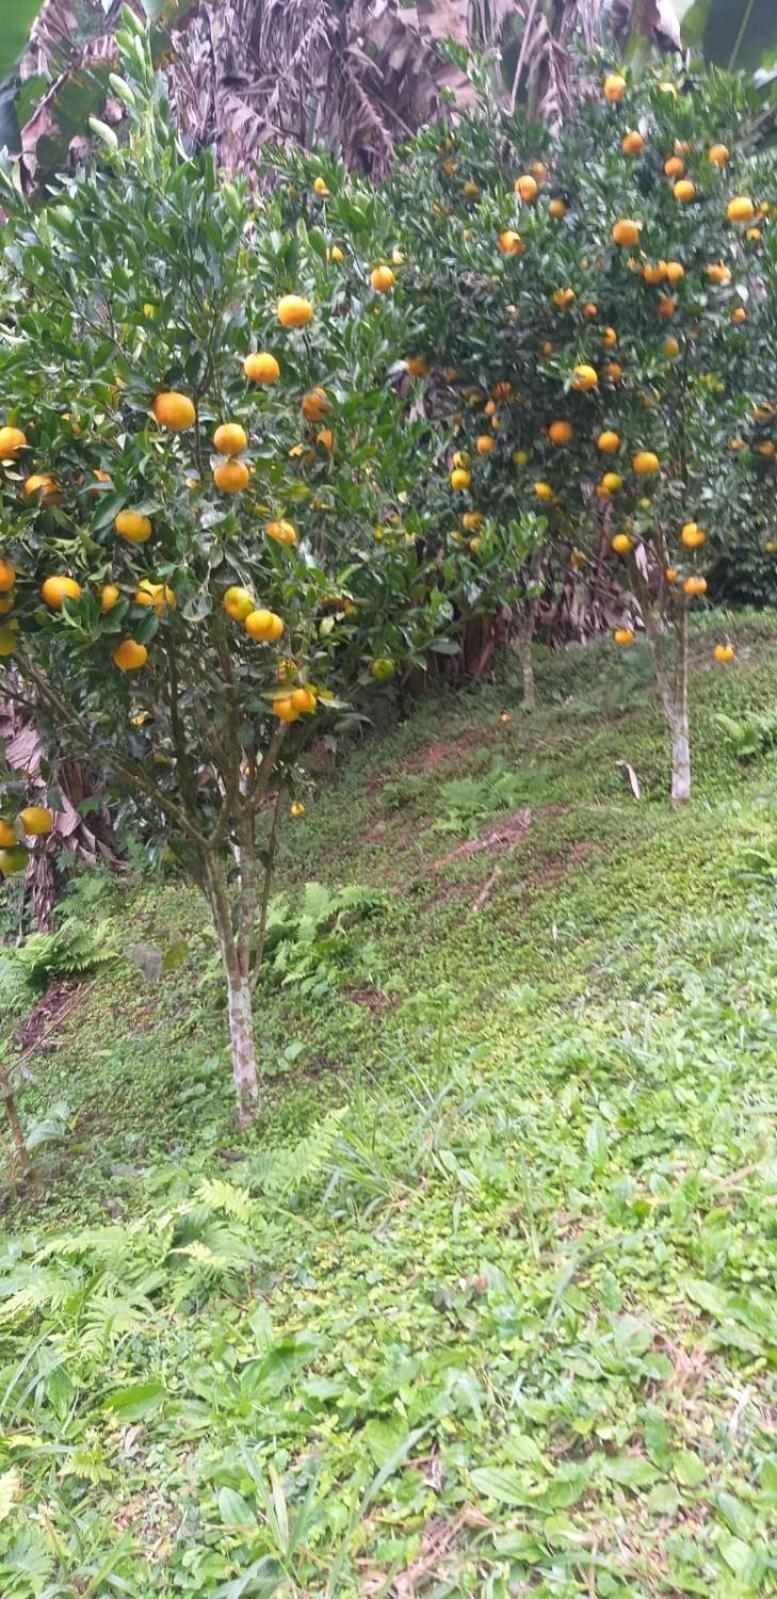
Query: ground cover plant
[{"left": 0, "top": 618, "right": 776, "bottom": 1595}]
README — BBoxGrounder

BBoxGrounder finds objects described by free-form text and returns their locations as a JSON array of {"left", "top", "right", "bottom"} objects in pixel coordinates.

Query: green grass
[{"left": 1, "top": 613, "right": 776, "bottom": 1596}]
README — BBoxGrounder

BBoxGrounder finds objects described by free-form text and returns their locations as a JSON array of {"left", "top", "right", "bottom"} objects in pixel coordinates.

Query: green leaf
[
  {"left": 217, "top": 1487, "right": 256, "bottom": 1527},
  {"left": 470, "top": 1466, "right": 536, "bottom": 1506},
  {"left": 602, "top": 1454, "right": 659, "bottom": 1489},
  {"left": 718, "top": 1534, "right": 767, "bottom": 1586},
  {"left": 104, "top": 1380, "right": 165, "bottom": 1421},
  {"left": 673, "top": 1450, "right": 707, "bottom": 1488}
]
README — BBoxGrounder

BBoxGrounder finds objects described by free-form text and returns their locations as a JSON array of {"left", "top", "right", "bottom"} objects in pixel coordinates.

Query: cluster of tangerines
[
  {"left": 430, "top": 72, "right": 773, "bottom": 660},
  {"left": 0, "top": 292, "right": 333, "bottom": 699},
  {"left": 0, "top": 803, "right": 53, "bottom": 876}
]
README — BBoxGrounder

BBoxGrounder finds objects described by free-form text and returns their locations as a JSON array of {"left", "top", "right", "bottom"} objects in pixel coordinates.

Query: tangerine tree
[
  {"left": 0, "top": 14, "right": 508, "bottom": 1124},
  {"left": 367, "top": 60, "right": 776, "bottom": 796}
]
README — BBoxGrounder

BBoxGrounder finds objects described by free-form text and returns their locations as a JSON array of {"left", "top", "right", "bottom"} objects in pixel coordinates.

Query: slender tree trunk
[
  {"left": 225, "top": 965, "right": 260, "bottom": 1128},
  {"left": 629, "top": 557, "right": 692, "bottom": 804},
  {"left": 520, "top": 625, "right": 536, "bottom": 710},
  {"left": 514, "top": 549, "right": 543, "bottom": 710},
  {"left": 669, "top": 599, "right": 691, "bottom": 804},
  {"left": 204, "top": 854, "right": 260, "bottom": 1127},
  {"left": 670, "top": 711, "right": 691, "bottom": 804}
]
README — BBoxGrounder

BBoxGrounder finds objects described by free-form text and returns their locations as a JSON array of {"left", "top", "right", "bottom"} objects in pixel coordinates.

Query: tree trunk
[
  {"left": 628, "top": 557, "right": 692, "bottom": 804},
  {"left": 205, "top": 855, "right": 261, "bottom": 1126},
  {"left": 520, "top": 634, "right": 536, "bottom": 711},
  {"left": 670, "top": 712, "right": 691, "bottom": 804},
  {"left": 669, "top": 598, "right": 691, "bottom": 804},
  {"left": 225, "top": 967, "right": 260, "bottom": 1128}
]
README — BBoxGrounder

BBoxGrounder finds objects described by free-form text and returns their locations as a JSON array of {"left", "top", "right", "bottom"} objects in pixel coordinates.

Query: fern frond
[
  {"left": 254, "top": 1107, "right": 348, "bottom": 1198},
  {"left": 196, "top": 1178, "right": 253, "bottom": 1223}
]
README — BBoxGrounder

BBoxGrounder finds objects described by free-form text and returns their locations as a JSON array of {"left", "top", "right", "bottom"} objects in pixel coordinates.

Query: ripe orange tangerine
[
  {"left": 213, "top": 422, "right": 247, "bottom": 456},
  {"left": 244, "top": 352, "right": 280, "bottom": 383},
  {"left": 115, "top": 510, "right": 152, "bottom": 543},
  {"left": 278, "top": 295, "right": 313, "bottom": 327},
  {"left": 0, "top": 426, "right": 27, "bottom": 460},
  {"left": 113, "top": 639, "right": 148, "bottom": 671},
  {"left": 152, "top": 391, "right": 195, "bottom": 430},
  {"left": 41, "top": 575, "right": 81, "bottom": 609},
  {"left": 214, "top": 460, "right": 250, "bottom": 493}
]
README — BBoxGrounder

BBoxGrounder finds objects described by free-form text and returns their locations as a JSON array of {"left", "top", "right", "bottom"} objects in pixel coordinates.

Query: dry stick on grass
[{"left": 471, "top": 865, "right": 502, "bottom": 912}]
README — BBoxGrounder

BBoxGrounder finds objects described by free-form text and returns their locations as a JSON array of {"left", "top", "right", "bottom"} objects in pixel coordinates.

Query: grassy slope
[{"left": 1, "top": 614, "right": 777, "bottom": 1597}]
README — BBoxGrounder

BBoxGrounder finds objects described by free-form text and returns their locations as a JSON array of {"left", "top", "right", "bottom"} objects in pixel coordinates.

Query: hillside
[{"left": 1, "top": 615, "right": 777, "bottom": 1596}]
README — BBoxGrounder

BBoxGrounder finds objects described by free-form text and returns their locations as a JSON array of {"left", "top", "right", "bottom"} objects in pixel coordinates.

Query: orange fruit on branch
[
  {"left": 571, "top": 364, "right": 597, "bottom": 391},
  {"left": 597, "top": 430, "right": 620, "bottom": 453},
  {"left": 274, "top": 698, "right": 300, "bottom": 722},
  {"left": 214, "top": 459, "right": 250, "bottom": 492},
  {"left": 0, "top": 426, "right": 27, "bottom": 460},
  {"left": 152, "top": 391, "right": 195, "bottom": 430},
  {"left": 213, "top": 422, "right": 248, "bottom": 455},
  {"left": 370, "top": 265, "right": 395, "bottom": 292},
  {"left": 265, "top": 519, "right": 297, "bottom": 545},
  {"left": 714, "top": 643, "right": 734, "bottom": 662},
  {"left": 113, "top": 638, "right": 148, "bottom": 671},
  {"left": 0, "top": 559, "right": 15, "bottom": 593},
  {"left": 223, "top": 586, "right": 254, "bottom": 620},
  {"left": 708, "top": 144, "right": 729, "bottom": 167},
  {"left": 301, "top": 388, "right": 329, "bottom": 421},
  {"left": 244, "top": 352, "right": 280, "bottom": 383},
  {"left": 41, "top": 575, "right": 81, "bottom": 609},
  {"left": 23, "top": 474, "right": 61, "bottom": 505},
  {"left": 290, "top": 686, "right": 317, "bottom": 714},
  {"left": 245, "top": 608, "right": 284, "bottom": 642},
  {"left": 0, "top": 847, "right": 29, "bottom": 875},
  {"left": 621, "top": 130, "right": 643, "bottom": 155},
  {"left": 633, "top": 451, "right": 659, "bottom": 475},
  {"left": 515, "top": 174, "right": 538, "bottom": 201},
  {"left": 611, "top": 533, "right": 632, "bottom": 555},
  {"left": 612, "top": 218, "right": 641, "bottom": 246},
  {"left": 18, "top": 805, "right": 52, "bottom": 836},
  {"left": 603, "top": 73, "right": 626, "bottom": 102},
  {"left": 115, "top": 510, "right": 152, "bottom": 543},
  {"left": 726, "top": 196, "right": 754, "bottom": 224},
  {"left": 613, "top": 627, "right": 634, "bottom": 645},
  {"left": 277, "top": 295, "right": 313, "bottom": 326},
  {"left": 135, "top": 580, "right": 175, "bottom": 614},
  {"left": 548, "top": 420, "right": 573, "bottom": 445}
]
